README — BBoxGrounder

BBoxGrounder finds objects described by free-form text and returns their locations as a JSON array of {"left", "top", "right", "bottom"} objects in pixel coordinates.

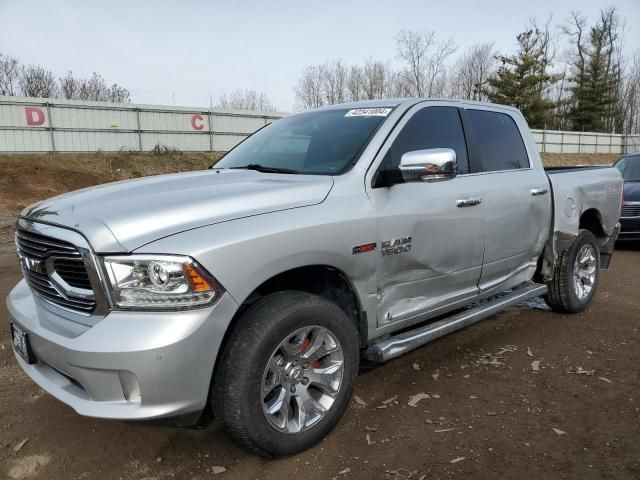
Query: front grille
[
  {"left": 16, "top": 229, "right": 96, "bottom": 314},
  {"left": 621, "top": 203, "right": 640, "bottom": 218}
]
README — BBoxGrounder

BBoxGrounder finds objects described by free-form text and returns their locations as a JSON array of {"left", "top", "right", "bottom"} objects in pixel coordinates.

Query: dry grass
[
  {"left": 5, "top": 149, "right": 222, "bottom": 182},
  {"left": 541, "top": 153, "right": 619, "bottom": 167},
  {"left": 0, "top": 151, "right": 621, "bottom": 237},
  {"left": 0, "top": 151, "right": 620, "bottom": 212}
]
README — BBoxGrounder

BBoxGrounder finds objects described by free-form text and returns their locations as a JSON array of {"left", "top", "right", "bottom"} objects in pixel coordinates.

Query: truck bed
[{"left": 546, "top": 165, "right": 622, "bottom": 243}]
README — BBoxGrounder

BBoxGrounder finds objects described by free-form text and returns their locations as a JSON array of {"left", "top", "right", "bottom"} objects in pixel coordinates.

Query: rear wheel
[
  {"left": 213, "top": 291, "right": 359, "bottom": 457},
  {"left": 544, "top": 230, "right": 600, "bottom": 313}
]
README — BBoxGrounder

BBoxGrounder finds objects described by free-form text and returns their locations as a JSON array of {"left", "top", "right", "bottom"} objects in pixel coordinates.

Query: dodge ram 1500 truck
[{"left": 7, "top": 99, "right": 623, "bottom": 457}]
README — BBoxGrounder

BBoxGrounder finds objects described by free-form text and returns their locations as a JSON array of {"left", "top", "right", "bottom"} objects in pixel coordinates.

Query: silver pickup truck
[{"left": 7, "top": 99, "right": 622, "bottom": 457}]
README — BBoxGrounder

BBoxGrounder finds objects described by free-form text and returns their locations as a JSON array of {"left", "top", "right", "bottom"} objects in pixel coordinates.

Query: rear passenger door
[{"left": 462, "top": 106, "right": 551, "bottom": 292}]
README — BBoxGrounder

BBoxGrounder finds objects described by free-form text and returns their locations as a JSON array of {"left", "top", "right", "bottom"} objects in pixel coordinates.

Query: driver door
[{"left": 366, "top": 103, "right": 488, "bottom": 329}]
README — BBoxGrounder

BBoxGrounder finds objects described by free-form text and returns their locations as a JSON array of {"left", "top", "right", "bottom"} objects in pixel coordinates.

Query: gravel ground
[
  {"left": 0, "top": 151, "right": 635, "bottom": 479},
  {"left": 1, "top": 245, "right": 639, "bottom": 480}
]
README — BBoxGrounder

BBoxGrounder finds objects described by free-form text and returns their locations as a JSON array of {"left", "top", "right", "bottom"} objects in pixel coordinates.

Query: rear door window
[{"left": 465, "top": 110, "right": 530, "bottom": 173}]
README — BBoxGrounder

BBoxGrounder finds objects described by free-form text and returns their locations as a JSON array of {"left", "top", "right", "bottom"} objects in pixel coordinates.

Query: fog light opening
[{"left": 118, "top": 370, "right": 141, "bottom": 403}]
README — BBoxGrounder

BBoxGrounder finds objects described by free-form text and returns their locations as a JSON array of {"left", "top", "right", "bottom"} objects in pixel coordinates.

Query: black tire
[
  {"left": 544, "top": 230, "right": 600, "bottom": 313},
  {"left": 212, "top": 291, "right": 360, "bottom": 457}
]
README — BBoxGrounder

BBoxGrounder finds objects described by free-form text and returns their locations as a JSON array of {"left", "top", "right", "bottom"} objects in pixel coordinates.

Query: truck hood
[
  {"left": 623, "top": 181, "right": 640, "bottom": 202},
  {"left": 21, "top": 169, "right": 333, "bottom": 252}
]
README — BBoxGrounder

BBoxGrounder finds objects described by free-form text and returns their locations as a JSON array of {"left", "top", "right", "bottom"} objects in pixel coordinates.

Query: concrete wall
[
  {"left": 0, "top": 96, "right": 284, "bottom": 153},
  {"left": 1, "top": 96, "right": 639, "bottom": 155},
  {"left": 530, "top": 129, "right": 640, "bottom": 155}
]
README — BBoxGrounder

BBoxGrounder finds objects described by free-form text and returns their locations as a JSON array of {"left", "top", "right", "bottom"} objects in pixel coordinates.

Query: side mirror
[{"left": 399, "top": 148, "right": 457, "bottom": 183}]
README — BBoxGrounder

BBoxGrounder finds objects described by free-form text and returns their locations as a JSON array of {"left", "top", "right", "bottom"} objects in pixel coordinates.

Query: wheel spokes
[
  {"left": 293, "top": 388, "right": 325, "bottom": 431},
  {"left": 261, "top": 325, "right": 344, "bottom": 434},
  {"left": 573, "top": 245, "right": 597, "bottom": 300},
  {"left": 306, "top": 362, "right": 343, "bottom": 396},
  {"left": 301, "top": 327, "right": 340, "bottom": 363}
]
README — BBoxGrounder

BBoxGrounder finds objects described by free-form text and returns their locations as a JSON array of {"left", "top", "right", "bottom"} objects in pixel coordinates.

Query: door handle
[
  {"left": 456, "top": 197, "right": 482, "bottom": 208},
  {"left": 530, "top": 187, "right": 549, "bottom": 196}
]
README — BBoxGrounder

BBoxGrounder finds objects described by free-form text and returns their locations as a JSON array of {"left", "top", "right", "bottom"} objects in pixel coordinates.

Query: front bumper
[{"left": 6, "top": 279, "right": 239, "bottom": 420}]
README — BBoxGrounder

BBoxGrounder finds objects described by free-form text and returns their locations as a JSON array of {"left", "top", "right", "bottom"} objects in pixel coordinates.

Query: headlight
[{"left": 102, "top": 255, "right": 224, "bottom": 310}]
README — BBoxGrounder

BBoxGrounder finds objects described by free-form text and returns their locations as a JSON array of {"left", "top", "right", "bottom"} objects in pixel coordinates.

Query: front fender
[{"left": 134, "top": 197, "right": 379, "bottom": 330}]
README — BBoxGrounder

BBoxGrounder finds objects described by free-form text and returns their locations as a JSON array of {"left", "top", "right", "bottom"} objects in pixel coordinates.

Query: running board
[{"left": 366, "top": 282, "right": 548, "bottom": 363}]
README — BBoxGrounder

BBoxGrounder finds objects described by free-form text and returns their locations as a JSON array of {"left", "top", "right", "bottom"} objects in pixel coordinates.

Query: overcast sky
[{"left": 1, "top": 0, "right": 638, "bottom": 111}]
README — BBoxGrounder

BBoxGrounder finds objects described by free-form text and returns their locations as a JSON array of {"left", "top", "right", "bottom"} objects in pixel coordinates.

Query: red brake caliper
[{"left": 301, "top": 337, "right": 321, "bottom": 368}]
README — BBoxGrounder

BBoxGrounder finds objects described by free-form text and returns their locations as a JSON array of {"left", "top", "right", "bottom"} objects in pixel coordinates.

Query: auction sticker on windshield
[{"left": 345, "top": 108, "right": 392, "bottom": 117}]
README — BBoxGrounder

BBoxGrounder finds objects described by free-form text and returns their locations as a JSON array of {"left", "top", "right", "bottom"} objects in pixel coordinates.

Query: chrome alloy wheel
[
  {"left": 573, "top": 244, "right": 597, "bottom": 300},
  {"left": 261, "top": 325, "right": 344, "bottom": 434}
]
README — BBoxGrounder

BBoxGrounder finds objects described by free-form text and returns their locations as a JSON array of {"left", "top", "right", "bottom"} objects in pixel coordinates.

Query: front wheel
[
  {"left": 213, "top": 291, "right": 360, "bottom": 457},
  {"left": 544, "top": 230, "right": 600, "bottom": 313}
]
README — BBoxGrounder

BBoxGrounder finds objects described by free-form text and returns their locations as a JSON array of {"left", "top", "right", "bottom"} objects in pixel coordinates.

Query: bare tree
[
  {"left": 294, "top": 65, "right": 326, "bottom": 109},
  {"left": 78, "top": 72, "right": 110, "bottom": 101},
  {"left": 395, "top": 29, "right": 436, "bottom": 96},
  {"left": 395, "top": 29, "right": 457, "bottom": 97},
  {"left": 426, "top": 38, "right": 457, "bottom": 96},
  {"left": 450, "top": 42, "right": 495, "bottom": 100},
  {"left": 217, "top": 88, "right": 275, "bottom": 112},
  {"left": 319, "top": 60, "right": 348, "bottom": 105},
  {"left": 108, "top": 84, "right": 131, "bottom": 103},
  {"left": 346, "top": 65, "right": 365, "bottom": 102},
  {"left": 0, "top": 53, "right": 21, "bottom": 96},
  {"left": 362, "top": 58, "right": 393, "bottom": 99},
  {"left": 59, "top": 71, "right": 79, "bottom": 99},
  {"left": 620, "top": 50, "right": 640, "bottom": 134},
  {"left": 59, "top": 71, "right": 130, "bottom": 103},
  {"left": 19, "top": 64, "right": 57, "bottom": 98},
  {"left": 295, "top": 57, "right": 411, "bottom": 107},
  {"left": 386, "top": 69, "right": 410, "bottom": 98}
]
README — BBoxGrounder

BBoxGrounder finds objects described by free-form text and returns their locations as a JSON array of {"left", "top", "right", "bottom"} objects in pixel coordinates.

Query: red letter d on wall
[{"left": 25, "top": 107, "right": 45, "bottom": 126}]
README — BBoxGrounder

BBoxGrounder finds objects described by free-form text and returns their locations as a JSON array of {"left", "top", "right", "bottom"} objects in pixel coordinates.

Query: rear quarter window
[{"left": 466, "top": 110, "right": 530, "bottom": 173}]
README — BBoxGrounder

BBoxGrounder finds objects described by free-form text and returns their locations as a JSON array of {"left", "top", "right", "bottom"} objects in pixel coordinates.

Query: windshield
[
  {"left": 615, "top": 155, "right": 640, "bottom": 182},
  {"left": 214, "top": 107, "right": 393, "bottom": 175}
]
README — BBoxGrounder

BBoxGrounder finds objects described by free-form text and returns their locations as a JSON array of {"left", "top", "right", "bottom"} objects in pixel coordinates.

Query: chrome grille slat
[
  {"left": 14, "top": 243, "right": 48, "bottom": 259},
  {"left": 16, "top": 227, "right": 96, "bottom": 314},
  {"left": 26, "top": 283, "right": 95, "bottom": 312},
  {"left": 621, "top": 203, "right": 640, "bottom": 217},
  {"left": 16, "top": 230, "right": 77, "bottom": 251}
]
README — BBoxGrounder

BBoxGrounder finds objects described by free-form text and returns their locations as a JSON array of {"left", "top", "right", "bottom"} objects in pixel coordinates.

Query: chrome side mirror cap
[{"left": 399, "top": 148, "right": 457, "bottom": 182}]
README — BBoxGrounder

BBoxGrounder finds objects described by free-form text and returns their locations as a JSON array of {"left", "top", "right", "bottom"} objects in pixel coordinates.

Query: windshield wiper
[{"left": 229, "top": 164, "right": 299, "bottom": 174}]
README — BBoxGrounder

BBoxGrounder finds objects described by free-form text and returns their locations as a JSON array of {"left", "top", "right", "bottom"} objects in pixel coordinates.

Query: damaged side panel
[
  {"left": 541, "top": 169, "right": 623, "bottom": 279},
  {"left": 371, "top": 175, "right": 486, "bottom": 327}
]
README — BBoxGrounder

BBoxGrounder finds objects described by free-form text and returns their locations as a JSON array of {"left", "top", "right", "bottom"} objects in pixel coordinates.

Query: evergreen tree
[
  {"left": 485, "top": 28, "right": 558, "bottom": 129},
  {"left": 566, "top": 8, "right": 622, "bottom": 132}
]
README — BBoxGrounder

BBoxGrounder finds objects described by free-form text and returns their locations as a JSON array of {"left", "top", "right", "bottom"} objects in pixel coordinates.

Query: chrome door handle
[
  {"left": 456, "top": 197, "right": 482, "bottom": 208},
  {"left": 530, "top": 187, "right": 549, "bottom": 196}
]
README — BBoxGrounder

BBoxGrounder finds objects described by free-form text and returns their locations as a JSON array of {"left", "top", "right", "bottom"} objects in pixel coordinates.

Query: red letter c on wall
[
  {"left": 25, "top": 107, "right": 45, "bottom": 126},
  {"left": 191, "top": 114, "right": 204, "bottom": 131}
]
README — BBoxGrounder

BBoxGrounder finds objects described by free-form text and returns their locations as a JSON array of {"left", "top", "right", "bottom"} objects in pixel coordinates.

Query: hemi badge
[{"left": 352, "top": 243, "right": 376, "bottom": 254}]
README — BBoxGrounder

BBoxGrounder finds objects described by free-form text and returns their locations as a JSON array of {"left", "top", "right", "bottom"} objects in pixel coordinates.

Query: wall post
[
  {"left": 45, "top": 102, "right": 56, "bottom": 153},
  {"left": 208, "top": 111, "right": 215, "bottom": 153},
  {"left": 136, "top": 108, "right": 142, "bottom": 152}
]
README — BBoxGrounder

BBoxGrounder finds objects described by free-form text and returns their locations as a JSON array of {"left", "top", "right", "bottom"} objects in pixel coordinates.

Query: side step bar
[{"left": 366, "top": 282, "right": 548, "bottom": 363}]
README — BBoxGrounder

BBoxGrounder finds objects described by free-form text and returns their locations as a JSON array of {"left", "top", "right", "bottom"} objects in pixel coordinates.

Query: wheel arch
[
  {"left": 214, "top": 263, "right": 368, "bottom": 372},
  {"left": 579, "top": 208, "right": 606, "bottom": 240}
]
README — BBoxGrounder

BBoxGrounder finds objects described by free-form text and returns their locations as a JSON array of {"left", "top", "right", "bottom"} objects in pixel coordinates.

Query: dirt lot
[{"left": 1, "top": 151, "right": 638, "bottom": 480}]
